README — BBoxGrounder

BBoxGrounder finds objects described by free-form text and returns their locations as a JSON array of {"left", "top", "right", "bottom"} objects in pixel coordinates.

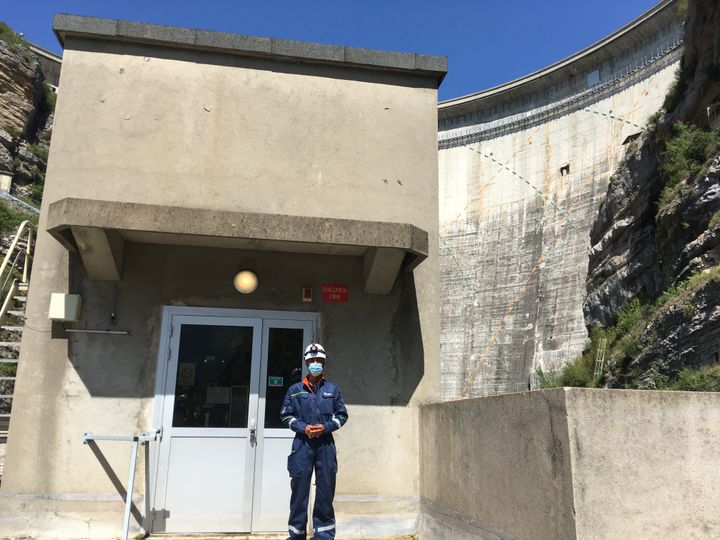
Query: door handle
[{"left": 249, "top": 419, "right": 257, "bottom": 447}]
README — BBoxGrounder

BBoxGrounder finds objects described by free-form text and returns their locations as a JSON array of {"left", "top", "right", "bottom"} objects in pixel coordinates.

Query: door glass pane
[
  {"left": 172, "top": 324, "right": 254, "bottom": 428},
  {"left": 264, "top": 328, "right": 304, "bottom": 428}
]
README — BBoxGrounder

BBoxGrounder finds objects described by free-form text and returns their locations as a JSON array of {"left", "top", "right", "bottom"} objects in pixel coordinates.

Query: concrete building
[
  {"left": 2, "top": 2, "right": 715, "bottom": 539},
  {"left": 0, "top": 14, "right": 446, "bottom": 537},
  {"left": 438, "top": 0, "right": 684, "bottom": 399}
]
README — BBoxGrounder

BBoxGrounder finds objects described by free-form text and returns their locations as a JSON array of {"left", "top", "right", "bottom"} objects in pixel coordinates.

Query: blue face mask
[{"left": 308, "top": 362, "right": 324, "bottom": 376}]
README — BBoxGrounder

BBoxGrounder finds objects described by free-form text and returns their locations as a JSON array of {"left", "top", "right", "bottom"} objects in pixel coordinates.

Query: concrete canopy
[{"left": 46, "top": 198, "right": 428, "bottom": 294}]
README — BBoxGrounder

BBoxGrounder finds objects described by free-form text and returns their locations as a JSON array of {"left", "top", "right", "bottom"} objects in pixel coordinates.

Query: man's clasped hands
[{"left": 304, "top": 424, "right": 325, "bottom": 438}]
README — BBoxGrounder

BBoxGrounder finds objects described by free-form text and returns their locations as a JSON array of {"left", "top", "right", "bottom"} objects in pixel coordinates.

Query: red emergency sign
[{"left": 321, "top": 284, "right": 349, "bottom": 303}]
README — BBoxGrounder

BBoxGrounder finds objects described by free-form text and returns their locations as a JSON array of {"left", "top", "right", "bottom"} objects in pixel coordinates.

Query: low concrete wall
[{"left": 420, "top": 388, "right": 720, "bottom": 539}]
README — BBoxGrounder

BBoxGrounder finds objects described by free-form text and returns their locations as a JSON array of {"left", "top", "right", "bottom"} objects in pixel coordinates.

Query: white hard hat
[{"left": 304, "top": 342, "right": 326, "bottom": 360}]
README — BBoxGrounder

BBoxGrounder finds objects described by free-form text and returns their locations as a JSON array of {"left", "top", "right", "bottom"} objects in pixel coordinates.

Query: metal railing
[
  {"left": 0, "top": 221, "right": 35, "bottom": 442},
  {"left": 83, "top": 430, "right": 161, "bottom": 540},
  {"left": 0, "top": 220, "right": 34, "bottom": 325}
]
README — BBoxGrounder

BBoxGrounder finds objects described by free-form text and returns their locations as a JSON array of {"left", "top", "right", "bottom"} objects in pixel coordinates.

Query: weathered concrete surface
[
  {"left": 419, "top": 388, "right": 720, "bottom": 539},
  {"left": 438, "top": 1, "right": 684, "bottom": 398},
  {"left": 566, "top": 389, "right": 720, "bottom": 538},
  {"left": 420, "top": 389, "right": 576, "bottom": 539},
  {"left": 0, "top": 17, "right": 442, "bottom": 538}
]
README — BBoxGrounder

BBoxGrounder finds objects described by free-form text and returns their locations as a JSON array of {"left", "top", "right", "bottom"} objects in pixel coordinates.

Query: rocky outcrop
[
  {"left": 584, "top": 138, "right": 661, "bottom": 327},
  {"left": 0, "top": 28, "right": 54, "bottom": 201},
  {"left": 670, "top": 0, "right": 720, "bottom": 126},
  {"left": 582, "top": 0, "right": 720, "bottom": 389},
  {"left": 0, "top": 40, "right": 43, "bottom": 137},
  {"left": 609, "top": 277, "right": 720, "bottom": 389}
]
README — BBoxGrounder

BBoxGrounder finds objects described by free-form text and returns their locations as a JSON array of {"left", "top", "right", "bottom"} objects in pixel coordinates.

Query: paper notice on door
[
  {"left": 206, "top": 386, "right": 231, "bottom": 404},
  {"left": 177, "top": 363, "right": 195, "bottom": 386}
]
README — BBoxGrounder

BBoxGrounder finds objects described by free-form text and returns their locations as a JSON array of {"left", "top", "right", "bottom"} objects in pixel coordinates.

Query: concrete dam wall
[{"left": 438, "top": 0, "right": 684, "bottom": 399}]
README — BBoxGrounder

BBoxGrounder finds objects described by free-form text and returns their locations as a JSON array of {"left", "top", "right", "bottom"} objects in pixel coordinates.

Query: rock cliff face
[
  {"left": 670, "top": 0, "right": 720, "bottom": 125},
  {"left": 583, "top": 0, "right": 720, "bottom": 389},
  {"left": 0, "top": 27, "right": 53, "bottom": 200},
  {"left": 0, "top": 40, "right": 43, "bottom": 137}
]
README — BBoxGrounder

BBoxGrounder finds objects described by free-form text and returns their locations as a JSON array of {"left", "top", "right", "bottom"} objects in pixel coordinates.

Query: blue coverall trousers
[{"left": 287, "top": 434, "right": 337, "bottom": 539}]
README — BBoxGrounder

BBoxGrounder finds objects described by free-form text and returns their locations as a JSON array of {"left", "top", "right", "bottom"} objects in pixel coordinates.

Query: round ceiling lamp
[{"left": 233, "top": 270, "right": 258, "bottom": 294}]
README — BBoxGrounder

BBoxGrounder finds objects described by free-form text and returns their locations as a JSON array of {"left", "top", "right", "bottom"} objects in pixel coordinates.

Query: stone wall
[
  {"left": 438, "top": 0, "right": 685, "bottom": 398},
  {"left": 419, "top": 388, "right": 720, "bottom": 539}
]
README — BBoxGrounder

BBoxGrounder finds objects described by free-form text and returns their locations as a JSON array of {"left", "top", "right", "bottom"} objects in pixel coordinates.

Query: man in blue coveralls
[{"left": 280, "top": 343, "right": 348, "bottom": 539}]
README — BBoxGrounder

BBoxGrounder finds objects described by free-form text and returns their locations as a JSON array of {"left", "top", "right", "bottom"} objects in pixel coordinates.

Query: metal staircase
[{"left": 0, "top": 221, "right": 35, "bottom": 479}]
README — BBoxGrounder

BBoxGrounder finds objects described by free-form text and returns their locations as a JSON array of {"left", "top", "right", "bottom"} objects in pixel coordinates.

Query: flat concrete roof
[{"left": 53, "top": 14, "right": 447, "bottom": 86}]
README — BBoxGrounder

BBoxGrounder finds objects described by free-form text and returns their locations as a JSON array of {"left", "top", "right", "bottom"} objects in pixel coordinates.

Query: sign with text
[{"left": 321, "top": 284, "right": 349, "bottom": 303}]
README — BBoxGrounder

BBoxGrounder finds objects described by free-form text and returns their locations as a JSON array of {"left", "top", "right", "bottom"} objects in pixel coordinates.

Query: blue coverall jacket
[{"left": 280, "top": 377, "right": 348, "bottom": 539}]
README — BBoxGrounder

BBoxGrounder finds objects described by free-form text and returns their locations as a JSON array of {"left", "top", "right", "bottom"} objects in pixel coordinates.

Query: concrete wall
[
  {"left": 420, "top": 388, "right": 720, "bottom": 539},
  {"left": 0, "top": 30, "right": 440, "bottom": 537},
  {"left": 438, "top": 1, "right": 684, "bottom": 398}
]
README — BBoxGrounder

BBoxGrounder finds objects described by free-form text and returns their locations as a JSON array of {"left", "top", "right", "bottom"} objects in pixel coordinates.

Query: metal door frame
[{"left": 148, "top": 306, "right": 317, "bottom": 533}]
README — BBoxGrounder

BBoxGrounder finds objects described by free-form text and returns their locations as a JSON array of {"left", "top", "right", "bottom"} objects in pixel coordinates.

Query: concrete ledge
[
  {"left": 420, "top": 388, "right": 720, "bottom": 539},
  {"left": 53, "top": 14, "right": 447, "bottom": 86},
  {"left": 46, "top": 198, "right": 428, "bottom": 287}
]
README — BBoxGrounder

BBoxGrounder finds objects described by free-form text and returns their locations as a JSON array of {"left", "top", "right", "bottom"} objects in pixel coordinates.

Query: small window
[
  {"left": 560, "top": 164, "right": 570, "bottom": 176},
  {"left": 587, "top": 69, "right": 600, "bottom": 87}
]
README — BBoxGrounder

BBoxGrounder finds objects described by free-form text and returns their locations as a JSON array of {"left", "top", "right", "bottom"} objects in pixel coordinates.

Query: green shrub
[
  {"left": 709, "top": 211, "right": 720, "bottom": 230},
  {"left": 0, "top": 200, "right": 33, "bottom": 235},
  {"left": 670, "top": 364, "right": 720, "bottom": 391},
  {"left": 660, "top": 122, "right": 719, "bottom": 190},
  {"left": 4, "top": 126, "right": 20, "bottom": 140},
  {"left": 535, "top": 366, "right": 563, "bottom": 388},
  {"left": 38, "top": 83, "right": 56, "bottom": 118},
  {"left": 27, "top": 183, "right": 43, "bottom": 202},
  {"left": 0, "top": 21, "right": 28, "bottom": 49},
  {"left": 27, "top": 144, "right": 48, "bottom": 163},
  {"left": 616, "top": 298, "right": 646, "bottom": 333},
  {"left": 682, "top": 302, "right": 698, "bottom": 319}
]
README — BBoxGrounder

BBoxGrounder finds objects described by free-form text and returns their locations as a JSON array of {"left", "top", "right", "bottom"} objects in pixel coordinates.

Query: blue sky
[{"left": 4, "top": 1, "right": 662, "bottom": 101}]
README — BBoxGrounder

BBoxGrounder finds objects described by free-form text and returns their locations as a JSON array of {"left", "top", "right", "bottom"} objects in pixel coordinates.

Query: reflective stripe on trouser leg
[
  {"left": 312, "top": 442, "right": 337, "bottom": 539},
  {"left": 288, "top": 438, "right": 313, "bottom": 539},
  {"left": 288, "top": 471, "right": 311, "bottom": 538}
]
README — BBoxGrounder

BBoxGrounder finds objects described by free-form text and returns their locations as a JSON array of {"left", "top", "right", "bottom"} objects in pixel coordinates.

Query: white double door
[{"left": 151, "top": 307, "right": 315, "bottom": 533}]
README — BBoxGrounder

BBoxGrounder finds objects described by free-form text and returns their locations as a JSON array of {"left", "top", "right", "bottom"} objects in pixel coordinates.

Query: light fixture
[{"left": 233, "top": 270, "right": 258, "bottom": 294}]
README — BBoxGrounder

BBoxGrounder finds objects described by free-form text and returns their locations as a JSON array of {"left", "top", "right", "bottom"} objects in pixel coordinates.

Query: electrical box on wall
[{"left": 48, "top": 293, "right": 82, "bottom": 322}]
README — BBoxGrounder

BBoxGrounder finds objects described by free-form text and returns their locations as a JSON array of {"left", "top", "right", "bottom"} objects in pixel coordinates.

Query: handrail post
[
  {"left": 22, "top": 226, "right": 32, "bottom": 284},
  {"left": 0, "top": 280, "right": 18, "bottom": 326},
  {"left": 0, "top": 221, "right": 34, "bottom": 287}
]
